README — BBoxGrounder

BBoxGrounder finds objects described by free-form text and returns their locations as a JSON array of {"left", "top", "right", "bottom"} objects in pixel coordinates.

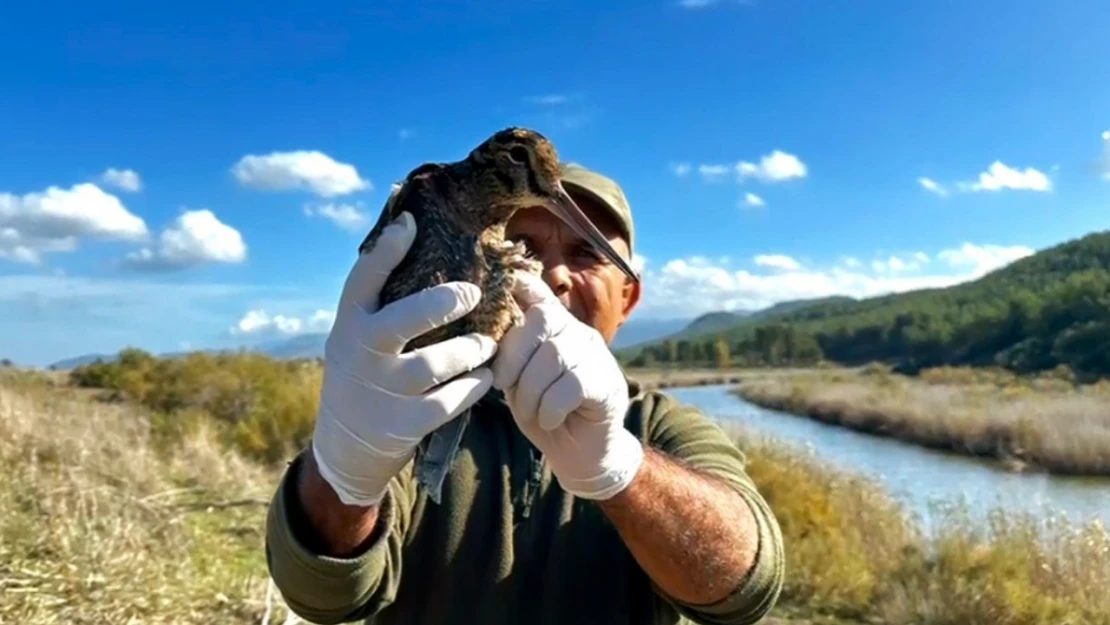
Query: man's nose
[{"left": 540, "top": 253, "right": 573, "bottom": 299}]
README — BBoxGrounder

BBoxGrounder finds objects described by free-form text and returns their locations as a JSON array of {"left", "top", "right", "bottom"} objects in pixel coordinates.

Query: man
[{"left": 265, "top": 162, "right": 785, "bottom": 625}]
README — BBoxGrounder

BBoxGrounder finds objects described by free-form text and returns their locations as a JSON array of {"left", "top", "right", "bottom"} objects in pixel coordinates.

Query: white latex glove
[
  {"left": 310, "top": 210, "right": 497, "bottom": 507},
  {"left": 491, "top": 271, "right": 644, "bottom": 501}
]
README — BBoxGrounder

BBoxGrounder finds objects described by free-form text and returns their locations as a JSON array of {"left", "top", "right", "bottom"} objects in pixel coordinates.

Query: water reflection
[{"left": 669, "top": 384, "right": 1110, "bottom": 530}]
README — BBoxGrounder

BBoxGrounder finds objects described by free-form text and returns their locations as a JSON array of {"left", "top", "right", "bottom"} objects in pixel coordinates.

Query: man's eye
[{"left": 576, "top": 245, "right": 602, "bottom": 262}]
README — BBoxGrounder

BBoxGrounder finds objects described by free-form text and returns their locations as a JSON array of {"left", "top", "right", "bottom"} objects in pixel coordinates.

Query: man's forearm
[
  {"left": 597, "top": 447, "right": 761, "bottom": 606},
  {"left": 294, "top": 450, "right": 384, "bottom": 557}
]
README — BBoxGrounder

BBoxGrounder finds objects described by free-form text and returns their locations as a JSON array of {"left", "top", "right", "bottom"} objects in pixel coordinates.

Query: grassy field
[
  {"left": 2, "top": 361, "right": 1109, "bottom": 625},
  {"left": 732, "top": 364, "right": 1110, "bottom": 476},
  {"left": 0, "top": 369, "right": 297, "bottom": 625}
]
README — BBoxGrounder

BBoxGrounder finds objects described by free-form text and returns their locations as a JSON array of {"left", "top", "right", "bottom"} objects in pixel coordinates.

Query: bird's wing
[{"left": 357, "top": 161, "right": 446, "bottom": 256}]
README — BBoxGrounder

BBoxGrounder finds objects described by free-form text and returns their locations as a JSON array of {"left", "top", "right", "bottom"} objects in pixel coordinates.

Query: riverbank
[
  {"left": 4, "top": 365, "right": 1109, "bottom": 624},
  {"left": 626, "top": 367, "right": 747, "bottom": 390},
  {"left": 626, "top": 366, "right": 819, "bottom": 390},
  {"left": 727, "top": 419, "right": 1110, "bottom": 625},
  {"left": 731, "top": 365, "right": 1110, "bottom": 476}
]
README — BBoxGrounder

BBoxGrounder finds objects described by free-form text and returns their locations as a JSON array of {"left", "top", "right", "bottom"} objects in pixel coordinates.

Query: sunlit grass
[
  {"left": 0, "top": 371, "right": 296, "bottom": 624},
  {"left": 5, "top": 357, "right": 1109, "bottom": 625},
  {"left": 728, "top": 422, "right": 1110, "bottom": 625},
  {"left": 732, "top": 365, "right": 1110, "bottom": 475}
]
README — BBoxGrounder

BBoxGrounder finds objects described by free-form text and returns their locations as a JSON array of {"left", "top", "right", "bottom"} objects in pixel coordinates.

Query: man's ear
[{"left": 617, "top": 274, "right": 642, "bottom": 328}]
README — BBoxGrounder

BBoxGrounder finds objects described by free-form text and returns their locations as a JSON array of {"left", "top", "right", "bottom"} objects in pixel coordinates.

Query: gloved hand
[
  {"left": 491, "top": 271, "right": 644, "bottom": 501},
  {"left": 310, "top": 210, "right": 497, "bottom": 507}
]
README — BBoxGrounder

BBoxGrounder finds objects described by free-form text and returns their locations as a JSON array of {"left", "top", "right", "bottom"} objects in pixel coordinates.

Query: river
[{"left": 668, "top": 384, "right": 1110, "bottom": 532}]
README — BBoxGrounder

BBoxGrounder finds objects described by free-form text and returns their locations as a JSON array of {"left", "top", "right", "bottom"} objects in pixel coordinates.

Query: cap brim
[{"left": 562, "top": 179, "right": 632, "bottom": 249}]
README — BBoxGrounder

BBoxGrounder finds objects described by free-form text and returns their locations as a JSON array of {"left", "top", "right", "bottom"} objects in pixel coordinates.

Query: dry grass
[
  {"left": 732, "top": 365, "right": 1110, "bottom": 475},
  {"left": 728, "top": 422, "right": 1110, "bottom": 625},
  {"left": 4, "top": 364, "right": 1109, "bottom": 625},
  {"left": 628, "top": 367, "right": 749, "bottom": 390},
  {"left": 625, "top": 366, "right": 817, "bottom": 390},
  {"left": 0, "top": 371, "right": 299, "bottom": 624}
]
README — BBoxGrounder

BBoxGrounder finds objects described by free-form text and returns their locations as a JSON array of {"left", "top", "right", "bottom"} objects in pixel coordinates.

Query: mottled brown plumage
[{"left": 357, "top": 126, "right": 638, "bottom": 503}]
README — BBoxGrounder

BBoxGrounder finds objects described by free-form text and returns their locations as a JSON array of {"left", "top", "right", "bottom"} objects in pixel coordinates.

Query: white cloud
[
  {"left": 631, "top": 253, "right": 648, "bottom": 274},
  {"left": 0, "top": 230, "right": 74, "bottom": 264},
  {"left": 959, "top": 161, "right": 1051, "bottom": 192},
  {"left": 922, "top": 161, "right": 1053, "bottom": 195},
  {"left": 669, "top": 162, "right": 692, "bottom": 177},
  {"left": 1, "top": 274, "right": 274, "bottom": 362},
  {"left": 632, "top": 242, "right": 1035, "bottom": 318},
  {"left": 122, "top": 209, "right": 246, "bottom": 271},
  {"left": 736, "top": 150, "right": 808, "bottom": 183},
  {"left": 309, "top": 309, "right": 335, "bottom": 329},
  {"left": 918, "top": 177, "right": 947, "bottom": 197},
  {"left": 698, "top": 164, "right": 731, "bottom": 181},
  {"left": 0, "top": 182, "right": 148, "bottom": 264},
  {"left": 0, "top": 272, "right": 326, "bottom": 366},
  {"left": 231, "top": 150, "right": 371, "bottom": 197},
  {"left": 304, "top": 202, "right": 370, "bottom": 232},
  {"left": 936, "top": 243, "right": 1034, "bottom": 275},
  {"left": 871, "top": 252, "right": 931, "bottom": 274},
  {"left": 100, "top": 168, "right": 142, "bottom": 192},
  {"left": 516, "top": 94, "right": 591, "bottom": 130},
  {"left": 754, "top": 254, "right": 801, "bottom": 271},
  {"left": 678, "top": 0, "right": 752, "bottom": 7},
  {"left": 674, "top": 150, "right": 808, "bottom": 190},
  {"left": 741, "top": 192, "right": 765, "bottom": 208},
  {"left": 522, "top": 94, "right": 570, "bottom": 105},
  {"left": 231, "top": 307, "right": 334, "bottom": 336}
]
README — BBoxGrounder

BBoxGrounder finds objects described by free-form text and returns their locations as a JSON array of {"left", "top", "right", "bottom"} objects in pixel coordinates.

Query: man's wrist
[
  {"left": 292, "top": 449, "right": 384, "bottom": 558},
  {"left": 562, "top": 427, "right": 645, "bottom": 501}
]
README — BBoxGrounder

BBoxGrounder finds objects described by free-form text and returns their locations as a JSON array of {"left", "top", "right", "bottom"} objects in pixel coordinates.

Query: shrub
[{"left": 70, "top": 349, "right": 322, "bottom": 464}]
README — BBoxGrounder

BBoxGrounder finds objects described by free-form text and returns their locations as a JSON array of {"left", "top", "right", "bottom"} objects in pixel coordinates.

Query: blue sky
[{"left": 2, "top": 0, "right": 1109, "bottom": 367}]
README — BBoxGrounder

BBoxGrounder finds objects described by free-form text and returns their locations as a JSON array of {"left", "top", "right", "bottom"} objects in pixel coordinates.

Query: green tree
[
  {"left": 676, "top": 340, "right": 692, "bottom": 366},
  {"left": 713, "top": 337, "right": 731, "bottom": 369}
]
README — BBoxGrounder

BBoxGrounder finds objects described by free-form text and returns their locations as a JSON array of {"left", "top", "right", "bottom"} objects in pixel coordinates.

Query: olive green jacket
[{"left": 265, "top": 381, "right": 785, "bottom": 625}]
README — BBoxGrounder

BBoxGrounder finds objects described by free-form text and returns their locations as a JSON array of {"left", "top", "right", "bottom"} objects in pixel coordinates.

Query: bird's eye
[{"left": 509, "top": 146, "right": 530, "bottom": 164}]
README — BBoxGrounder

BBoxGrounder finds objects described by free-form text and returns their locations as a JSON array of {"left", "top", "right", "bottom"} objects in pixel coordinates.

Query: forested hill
[{"left": 620, "top": 230, "right": 1110, "bottom": 378}]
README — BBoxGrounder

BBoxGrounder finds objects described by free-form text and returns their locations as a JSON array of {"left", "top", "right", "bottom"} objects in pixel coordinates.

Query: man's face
[{"left": 504, "top": 191, "right": 641, "bottom": 344}]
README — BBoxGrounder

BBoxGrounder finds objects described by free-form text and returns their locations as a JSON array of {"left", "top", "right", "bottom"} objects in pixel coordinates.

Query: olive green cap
[{"left": 559, "top": 161, "right": 635, "bottom": 254}]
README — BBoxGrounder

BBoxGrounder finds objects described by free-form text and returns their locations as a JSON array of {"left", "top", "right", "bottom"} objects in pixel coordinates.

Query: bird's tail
[{"left": 414, "top": 408, "right": 472, "bottom": 504}]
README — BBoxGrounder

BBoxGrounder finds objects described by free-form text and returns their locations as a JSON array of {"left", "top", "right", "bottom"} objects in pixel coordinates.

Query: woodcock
[{"left": 356, "top": 126, "right": 639, "bottom": 503}]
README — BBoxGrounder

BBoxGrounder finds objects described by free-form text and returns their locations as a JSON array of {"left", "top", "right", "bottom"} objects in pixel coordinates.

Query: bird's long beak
[{"left": 547, "top": 182, "right": 640, "bottom": 283}]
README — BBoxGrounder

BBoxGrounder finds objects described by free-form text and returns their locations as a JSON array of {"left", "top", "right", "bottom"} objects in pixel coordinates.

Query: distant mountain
[
  {"left": 622, "top": 231, "right": 1110, "bottom": 378},
  {"left": 253, "top": 332, "right": 328, "bottom": 360},
  {"left": 48, "top": 314, "right": 696, "bottom": 370},
  {"left": 49, "top": 301, "right": 840, "bottom": 370},
  {"left": 250, "top": 315, "right": 694, "bottom": 358},
  {"left": 676, "top": 311, "right": 752, "bottom": 338},
  {"left": 747, "top": 295, "right": 857, "bottom": 321},
  {"left": 628, "top": 296, "right": 857, "bottom": 348},
  {"left": 611, "top": 316, "right": 693, "bottom": 349},
  {"left": 48, "top": 353, "right": 118, "bottom": 371},
  {"left": 48, "top": 347, "right": 230, "bottom": 371}
]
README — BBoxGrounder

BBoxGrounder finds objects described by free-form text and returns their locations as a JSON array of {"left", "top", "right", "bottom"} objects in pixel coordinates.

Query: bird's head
[
  {"left": 466, "top": 127, "right": 639, "bottom": 282},
  {"left": 467, "top": 127, "right": 564, "bottom": 215}
]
